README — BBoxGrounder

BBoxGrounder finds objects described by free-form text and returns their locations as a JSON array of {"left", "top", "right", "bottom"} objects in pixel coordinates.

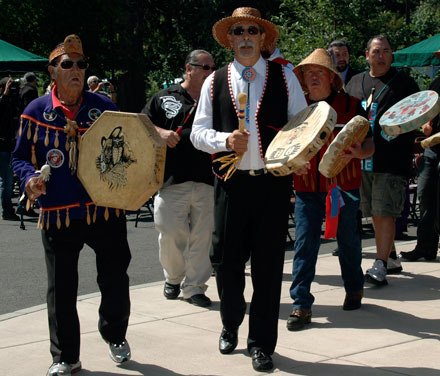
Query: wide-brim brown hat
[
  {"left": 212, "top": 7, "right": 279, "bottom": 51},
  {"left": 49, "top": 34, "right": 85, "bottom": 64},
  {"left": 293, "top": 48, "right": 343, "bottom": 92}
]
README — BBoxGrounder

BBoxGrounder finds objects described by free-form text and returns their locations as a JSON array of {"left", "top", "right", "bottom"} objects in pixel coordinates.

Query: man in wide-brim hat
[
  {"left": 212, "top": 7, "right": 279, "bottom": 52},
  {"left": 293, "top": 48, "right": 343, "bottom": 93},
  {"left": 191, "top": 7, "right": 307, "bottom": 373},
  {"left": 286, "top": 48, "right": 374, "bottom": 333}
]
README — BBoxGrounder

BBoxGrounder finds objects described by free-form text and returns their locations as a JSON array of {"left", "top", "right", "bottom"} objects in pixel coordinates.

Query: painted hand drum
[
  {"left": 265, "top": 101, "right": 337, "bottom": 176},
  {"left": 380, "top": 90, "right": 440, "bottom": 137},
  {"left": 319, "top": 115, "right": 370, "bottom": 178},
  {"left": 78, "top": 111, "right": 166, "bottom": 211}
]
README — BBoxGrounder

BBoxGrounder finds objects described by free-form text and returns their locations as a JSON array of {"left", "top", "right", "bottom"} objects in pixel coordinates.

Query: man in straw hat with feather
[
  {"left": 12, "top": 35, "right": 132, "bottom": 376},
  {"left": 191, "top": 7, "right": 307, "bottom": 372},
  {"left": 286, "top": 48, "right": 374, "bottom": 332}
]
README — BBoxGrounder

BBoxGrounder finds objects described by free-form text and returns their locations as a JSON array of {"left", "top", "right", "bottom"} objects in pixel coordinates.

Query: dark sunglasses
[
  {"left": 190, "top": 63, "right": 216, "bottom": 71},
  {"left": 57, "top": 60, "right": 89, "bottom": 70},
  {"left": 230, "top": 26, "right": 261, "bottom": 36}
]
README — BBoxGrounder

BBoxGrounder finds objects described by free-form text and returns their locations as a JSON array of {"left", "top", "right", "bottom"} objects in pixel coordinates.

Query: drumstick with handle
[
  {"left": 238, "top": 92, "right": 247, "bottom": 132},
  {"left": 213, "top": 92, "right": 247, "bottom": 180},
  {"left": 22, "top": 164, "right": 51, "bottom": 211}
]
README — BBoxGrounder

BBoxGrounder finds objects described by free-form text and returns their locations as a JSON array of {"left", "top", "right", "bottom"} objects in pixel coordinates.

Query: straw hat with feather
[
  {"left": 293, "top": 48, "right": 343, "bottom": 92},
  {"left": 212, "top": 7, "right": 279, "bottom": 52}
]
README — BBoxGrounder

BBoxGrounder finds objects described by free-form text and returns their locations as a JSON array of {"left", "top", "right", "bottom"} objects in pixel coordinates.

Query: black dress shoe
[
  {"left": 163, "top": 282, "right": 180, "bottom": 299},
  {"left": 400, "top": 249, "right": 437, "bottom": 262},
  {"left": 219, "top": 328, "right": 238, "bottom": 354},
  {"left": 184, "top": 294, "right": 211, "bottom": 307},
  {"left": 251, "top": 349, "right": 273, "bottom": 372}
]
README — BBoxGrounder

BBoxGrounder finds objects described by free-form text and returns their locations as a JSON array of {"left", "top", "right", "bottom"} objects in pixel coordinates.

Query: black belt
[{"left": 235, "top": 168, "right": 267, "bottom": 176}]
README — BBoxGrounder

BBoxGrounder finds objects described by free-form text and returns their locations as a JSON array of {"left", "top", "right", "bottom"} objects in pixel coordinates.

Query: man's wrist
[{"left": 225, "top": 137, "right": 231, "bottom": 151}]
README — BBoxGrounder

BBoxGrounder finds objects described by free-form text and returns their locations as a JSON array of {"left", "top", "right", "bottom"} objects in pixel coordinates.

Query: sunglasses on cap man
[{"left": 51, "top": 59, "right": 89, "bottom": 70}]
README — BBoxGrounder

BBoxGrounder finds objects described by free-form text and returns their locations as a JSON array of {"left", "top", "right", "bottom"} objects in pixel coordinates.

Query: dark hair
[
  {"left": 24, "top": 72, "right": 36, "bottom": 83},
  {"left": 366, "top": 34, "right": 392, "bottom": 51},
  {"left": 328, "top": 40, "right": 350, "bottom": 53},
  {"left": 184, "top": 49, "right": 212, "bottom": 67}
]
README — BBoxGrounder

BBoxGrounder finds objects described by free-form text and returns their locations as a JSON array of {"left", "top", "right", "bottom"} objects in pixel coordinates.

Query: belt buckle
[{"left": 249, "top": 168, "right": 266, "bottom": 176}]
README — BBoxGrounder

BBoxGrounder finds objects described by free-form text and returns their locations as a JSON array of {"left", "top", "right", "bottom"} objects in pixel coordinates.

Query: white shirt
[{"left": 191, "top": 56, "right": 307, "bottom": 170}]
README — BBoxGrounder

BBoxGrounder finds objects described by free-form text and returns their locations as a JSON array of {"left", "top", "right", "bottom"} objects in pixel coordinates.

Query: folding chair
[{"left": 134, "top": 196, "right": 155, "bottom": 227}]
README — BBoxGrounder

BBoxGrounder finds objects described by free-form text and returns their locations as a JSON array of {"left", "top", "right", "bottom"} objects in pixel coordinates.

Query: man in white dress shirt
[{"left": 191, "top": 7, "right": 307, "bottom": 372}]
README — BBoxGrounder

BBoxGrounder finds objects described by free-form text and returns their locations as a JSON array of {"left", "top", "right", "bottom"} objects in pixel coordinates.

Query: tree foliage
[{"left": 0, "top": 0, "right": 439, "bottom": 110}]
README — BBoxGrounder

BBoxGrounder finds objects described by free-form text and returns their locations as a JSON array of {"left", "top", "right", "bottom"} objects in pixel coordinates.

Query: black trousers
[
  {"left": 42, "top": 215, "right": 131, "bottom": 363},
  {"left": 212, "top": 173, "right": 291, "bottom": 355}
]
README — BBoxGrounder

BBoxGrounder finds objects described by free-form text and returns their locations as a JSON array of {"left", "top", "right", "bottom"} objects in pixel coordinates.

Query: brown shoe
[
  {"left": 286, "top": 308, "right": 312, "bottom": 331},
  {"left": 343, "top": 290, "right": 363, "bottom": 311}
]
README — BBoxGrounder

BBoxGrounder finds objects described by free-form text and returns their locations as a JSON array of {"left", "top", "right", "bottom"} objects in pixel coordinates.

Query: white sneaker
[
  {"left": 365, "top": 259, "right": 388, "bottom": 286},
  {"left": 109, "top": 340, "right": 131, "bottom": 363},
  {"left": 387, "top": 257, "right": 403, "bottom": 274},
  {"left": 47, "top": 360, "right": 81, "bottom": 376}
]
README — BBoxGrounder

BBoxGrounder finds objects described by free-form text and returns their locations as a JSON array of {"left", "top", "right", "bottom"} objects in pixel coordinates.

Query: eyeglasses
[
  {"left": 190, "top": 63, "right": 216, "bottom": 71},
  {"left": 58, "top": 60, "right": 89, "bottom": 70},
  {"left": 230, "top": 26, "right": 261, "bottom": 36}
]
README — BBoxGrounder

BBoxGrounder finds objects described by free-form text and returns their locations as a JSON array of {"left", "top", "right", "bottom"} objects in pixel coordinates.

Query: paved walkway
[{"left": 1, "top": 240, "right": 439, "bottom": 375}]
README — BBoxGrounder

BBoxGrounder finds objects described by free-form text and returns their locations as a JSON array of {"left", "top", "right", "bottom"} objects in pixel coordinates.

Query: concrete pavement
[{"left": 1, "top": 240, "right": 439, "bottom": 375}]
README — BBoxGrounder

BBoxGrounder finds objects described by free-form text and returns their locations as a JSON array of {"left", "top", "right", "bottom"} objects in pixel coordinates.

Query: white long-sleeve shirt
[{"left": 190, "top": 56, "right": 307, "bottom": 170}]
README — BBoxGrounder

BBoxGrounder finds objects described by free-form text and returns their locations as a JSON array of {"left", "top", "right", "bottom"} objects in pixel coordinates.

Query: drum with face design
[
  {"left": 78, "top": 111, "right": 166, "bottom": 210},
  {"left": 265, "top": 101, "right": 337, "bottom": 176}
]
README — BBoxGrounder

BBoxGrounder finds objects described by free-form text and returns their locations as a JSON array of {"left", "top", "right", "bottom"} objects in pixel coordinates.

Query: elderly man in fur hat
[
  {"left": 191, "top": 7, "right": 307, "bottom": 372},
  {"left": 286, "top": 49, "right": 374, "bottom": 332},
  {"left": 12, "top": 35, "right": 132, "bottom": 376}
]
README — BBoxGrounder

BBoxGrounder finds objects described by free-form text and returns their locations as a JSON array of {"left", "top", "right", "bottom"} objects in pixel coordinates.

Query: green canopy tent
[
  {"left": 0, "top": 38, "right": 48, "bottom": 73},
  {"left": 393, "top": 33, "right": 440, "bottom": 78}
]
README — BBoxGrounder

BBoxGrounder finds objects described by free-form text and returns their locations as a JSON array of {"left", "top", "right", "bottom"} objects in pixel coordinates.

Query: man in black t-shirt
[
  {"left": 143, "top": 49, "right": 215, "bottom": 307},
  {"left": 346, "top": 35, "right": 419, "bottom": 286}
]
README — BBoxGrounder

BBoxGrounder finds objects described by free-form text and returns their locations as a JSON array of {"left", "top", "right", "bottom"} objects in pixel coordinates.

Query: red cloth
[
  {"left": 293, "top": 92, "right": 363, "bottom": 193},
  {"left": 324, "top": 184, "right": 340, "bottom": 239}
]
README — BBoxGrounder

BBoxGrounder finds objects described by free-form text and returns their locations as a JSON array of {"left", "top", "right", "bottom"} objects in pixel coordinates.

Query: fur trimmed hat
[{"left": 49, "top": 34, "right": 85, "bottom": 64}]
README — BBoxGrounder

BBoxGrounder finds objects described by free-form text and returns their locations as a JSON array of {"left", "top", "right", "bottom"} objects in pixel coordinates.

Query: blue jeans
[
  {"left": 290, "top": 190, "right": 364, "bottom": 310},
  {"left": 0, "top": 151, "right": 14, "bottom": 216},
  {"left": 415, "top": 156, "right": 439, "bottom": 256}
]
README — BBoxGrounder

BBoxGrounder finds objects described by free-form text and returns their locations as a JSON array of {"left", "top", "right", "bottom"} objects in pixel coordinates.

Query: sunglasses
[
  {"left": 230, "top": 26, "right": 261, "bottom": 36},
  {"left": 58, "top": 60, "right": 89, "bottom": 70},
  {"left": 190, "top": 63, "right": 216, "bottom": 71}
]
